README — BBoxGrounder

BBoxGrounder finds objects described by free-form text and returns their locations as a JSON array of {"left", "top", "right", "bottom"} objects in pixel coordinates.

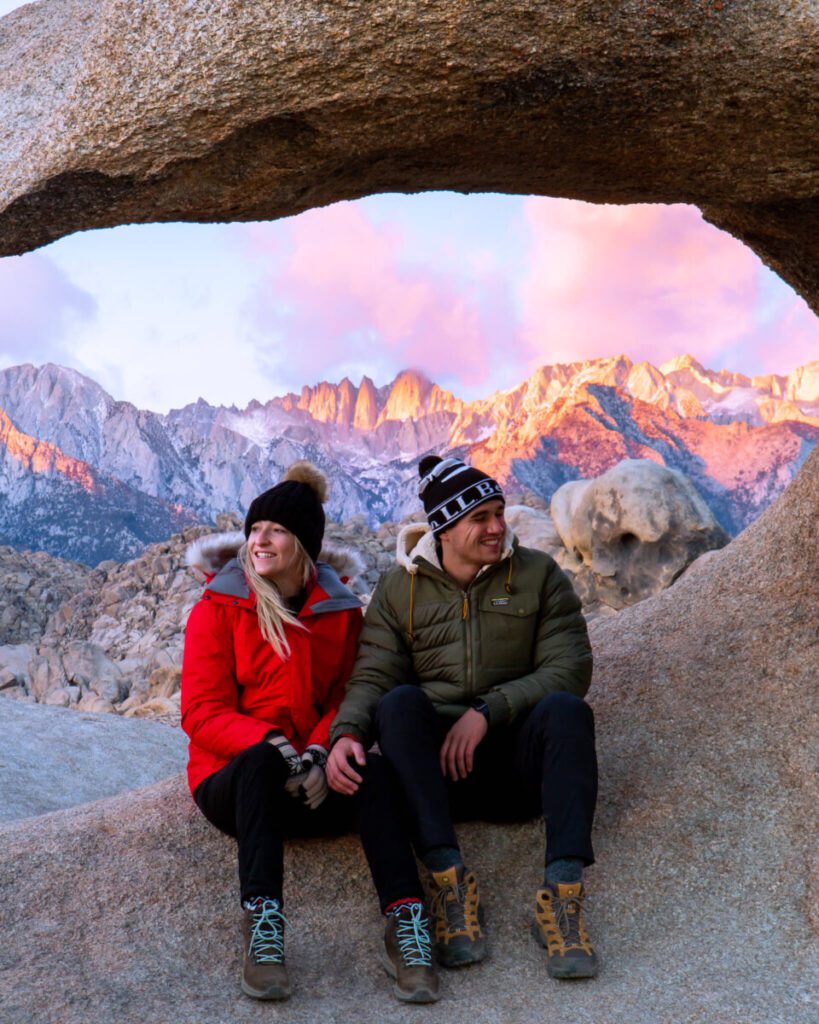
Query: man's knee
[
  {"left": 530, "top": 691, "right": 595, "bottom": 738},
  {"left": 376, "top": 684, "right": 434, "bottom": 730}
]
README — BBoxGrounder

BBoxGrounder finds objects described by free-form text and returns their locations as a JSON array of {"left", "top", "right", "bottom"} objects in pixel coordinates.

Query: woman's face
[{"left": 247, "top": 520, "right": 299, "bottom": 581}]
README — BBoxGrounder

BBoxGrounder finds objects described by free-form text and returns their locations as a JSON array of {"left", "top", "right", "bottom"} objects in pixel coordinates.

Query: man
[{"left": 327, "top": 455, "right": 598, "bottom": 1003}]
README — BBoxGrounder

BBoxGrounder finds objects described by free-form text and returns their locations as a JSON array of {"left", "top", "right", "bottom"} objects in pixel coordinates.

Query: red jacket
[{"left": 181, "top": 555, "right": 363, "bottom": 795}]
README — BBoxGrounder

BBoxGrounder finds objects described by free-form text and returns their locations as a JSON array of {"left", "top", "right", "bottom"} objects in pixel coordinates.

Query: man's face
[{"left": 438, "top": 499, "right": 507, "bottom": 579}]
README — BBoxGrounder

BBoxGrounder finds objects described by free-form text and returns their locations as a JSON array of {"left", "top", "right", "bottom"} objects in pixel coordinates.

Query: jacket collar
[
  {"left": 204, "top": 559, "right": 361, "bottom": 614},
  {"left": 395, "top": 521, "right": 516, "bottom": 579},
  {"left": 186, "top": 530, "right": 366, "bottom": 583}
]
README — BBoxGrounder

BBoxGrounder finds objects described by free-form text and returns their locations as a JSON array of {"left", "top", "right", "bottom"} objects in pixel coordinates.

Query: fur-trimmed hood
[
  {"left": 395, "top": 521, "right": 515, "bottom": 575},
  {"left": 185, "top": 530, "right": 366, "bottom": 583}
]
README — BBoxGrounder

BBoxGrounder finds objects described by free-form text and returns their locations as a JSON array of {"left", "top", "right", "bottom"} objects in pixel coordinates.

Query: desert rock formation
[
  {"left": 0, "top": 422, "right": 816, "bottom": 1024},
  {"left": 0, "top": 544, "right": 92, "bottom": 645},
  {"left": 0, "top": 2, "right": 817, "bottom": 309},
  {"left": 549, "top": 459, "right": 729, "bottom": 609}
]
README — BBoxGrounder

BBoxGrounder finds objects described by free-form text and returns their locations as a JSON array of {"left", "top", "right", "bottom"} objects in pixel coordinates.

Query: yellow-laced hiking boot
[
  {"left": 533, "top": 882, "right": 598, "bottom": 979},
  {"left": 428, "top": 865, "right": 486, "bottom": 967}
]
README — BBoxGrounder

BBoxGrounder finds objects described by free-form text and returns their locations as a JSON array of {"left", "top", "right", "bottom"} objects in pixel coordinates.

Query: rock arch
[{"left": 0, "top": 0, "right": 817, "bottom": 309}]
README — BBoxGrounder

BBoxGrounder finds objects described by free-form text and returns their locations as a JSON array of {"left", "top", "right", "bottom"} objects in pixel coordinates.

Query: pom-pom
[
  {"left": 284, "top": 460, "right": 329, "bottom": 502},
  {"left": 418, "top": 454, "right": 443, "bottom": 479}
]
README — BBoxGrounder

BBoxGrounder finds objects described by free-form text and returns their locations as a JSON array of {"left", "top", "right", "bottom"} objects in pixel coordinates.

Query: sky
[{"left": 1, "top": 4, "right": 816, "bottom": 414}]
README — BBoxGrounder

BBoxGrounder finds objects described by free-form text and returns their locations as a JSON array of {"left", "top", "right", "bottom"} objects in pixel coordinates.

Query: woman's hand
[
  {"left": 327, "top": 737, "right": 366, "bottom": 796},
  {"left": 267, "top": 733, "right": 311, "bottom": 797},
  {"left": 299, "top": 744, "right": 329, "bottom": 810}
]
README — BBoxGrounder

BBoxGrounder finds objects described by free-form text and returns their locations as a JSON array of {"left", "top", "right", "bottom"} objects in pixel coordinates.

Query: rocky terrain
[
  {"left": 0, "top": 356, "right": 816, "bottom": 564},
  {"left": 0, "top": 544, "right": 92, "bottom": 645},
  {"left": 0, "top": 458, "right": 729, "bottom": 719},
  {"left": 0, "top": 421, "right": 815, "bottom": 1024}
]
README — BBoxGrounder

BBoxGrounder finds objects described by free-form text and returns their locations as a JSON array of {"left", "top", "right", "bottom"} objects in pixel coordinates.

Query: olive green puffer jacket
[{"left": 330, "top": 523, "right": 593, "bottom": 746}]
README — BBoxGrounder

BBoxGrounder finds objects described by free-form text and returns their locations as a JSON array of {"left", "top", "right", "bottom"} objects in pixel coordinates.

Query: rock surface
[
  {"left": 1, "top": 2, "right": 817, "bottom": 308},
  {"left": 0, "top": 698, "right": 186, "bottom": 823},
  {"left": 550, "top": 459, "right": 729, "bottom": 609},
  {"left": 0, "top": 545, "right": 92, "bottom": 644},
  {"left": 0, "top": 447, "right": 816, "bottom": 1024}
]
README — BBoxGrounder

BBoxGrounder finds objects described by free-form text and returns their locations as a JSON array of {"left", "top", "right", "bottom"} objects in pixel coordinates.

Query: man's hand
[
  {"left": 327, "top": 737, "right": 366, "bottom": 796},
  {"left": 440, "top": 709, "right": 488, "bottom": 781}
]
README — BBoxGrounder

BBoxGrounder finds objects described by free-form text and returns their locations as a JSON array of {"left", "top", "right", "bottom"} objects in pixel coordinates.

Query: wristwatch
[{"left": 470, "top": 698, "right": 490, "bottom": 721}]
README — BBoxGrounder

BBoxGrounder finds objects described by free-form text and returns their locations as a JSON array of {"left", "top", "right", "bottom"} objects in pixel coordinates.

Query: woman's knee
[{"left": 234, "top": 740, "right": 289, "bottom": 787}]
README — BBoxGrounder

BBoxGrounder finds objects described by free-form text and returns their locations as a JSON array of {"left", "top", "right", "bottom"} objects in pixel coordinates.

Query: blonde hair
[{"left": 239, "top": 536, "right": 314, "bottom": 660}]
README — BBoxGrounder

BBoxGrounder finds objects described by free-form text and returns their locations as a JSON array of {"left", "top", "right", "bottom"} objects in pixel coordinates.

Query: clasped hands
[{"left": 266, "top": 734, "right": 329, "bottom": 810}]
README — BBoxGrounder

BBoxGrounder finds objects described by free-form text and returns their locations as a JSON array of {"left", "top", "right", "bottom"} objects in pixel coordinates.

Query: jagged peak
[{"left": 659, "top": 353, "right": 706, "bottom": 376}]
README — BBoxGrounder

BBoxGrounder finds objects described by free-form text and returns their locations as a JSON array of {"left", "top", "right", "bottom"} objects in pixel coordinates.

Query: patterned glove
[
  {"left": 299, "top": 744, "right": 329, "bottom": 810},
  {"left": 266, "top": 733, "right": 308, "bottom": 798}
]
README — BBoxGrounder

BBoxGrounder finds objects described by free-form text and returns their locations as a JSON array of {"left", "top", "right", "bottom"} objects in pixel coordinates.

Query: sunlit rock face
[
  {"left": 550, "top": 459, "right": 730, "bottom": 610},
  {"left": 0, "top": 1, "right": 817, "bottom": 307},
  {"left": 0, "top": 358, "right": 816, "bottom": 564}
]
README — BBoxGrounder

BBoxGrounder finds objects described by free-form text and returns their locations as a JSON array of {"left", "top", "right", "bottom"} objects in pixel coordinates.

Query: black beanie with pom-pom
[{"left": 244, "top": 461, "right": 328, "bottom": 562}]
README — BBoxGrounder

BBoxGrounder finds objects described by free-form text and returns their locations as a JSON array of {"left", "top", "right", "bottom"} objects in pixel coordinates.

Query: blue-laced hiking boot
[
  {"left": 241, "top": 897, "right": 291, "bottom": 1000},
  {"left": 533, "top": 882, "right": 598, "bottom": 979},
  {"left": 429, "top": 865, "right": 486, "bottom": 967},
  {"left": 380, "top": 901, "right": 440, "bottom": 1003}
]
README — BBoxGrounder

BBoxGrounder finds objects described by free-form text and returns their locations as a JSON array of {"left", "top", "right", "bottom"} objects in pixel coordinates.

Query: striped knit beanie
[{"left": 418, "top": 455, "right": 504, "bottom": 535}]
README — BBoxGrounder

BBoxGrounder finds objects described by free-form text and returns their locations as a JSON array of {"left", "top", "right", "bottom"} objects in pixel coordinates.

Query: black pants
[
  {"left": 194, "top": 740, "right": 357, "bottom": 905},
  {"left": 358, "top": 686, "right": 598, "bottom": 912}
]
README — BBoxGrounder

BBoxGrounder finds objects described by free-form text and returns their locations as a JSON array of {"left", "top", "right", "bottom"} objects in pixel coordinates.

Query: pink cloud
[
  {"left": 0, "top": 253, "right": 95, "bottom": 363},
  {"left": 244, "top": 203, "right": 519, "bottom": 391},
  {"left": 241, "top": 196, "right": 816, "bottom": 397},
  {"left": 745, "top": 294, "right": 818, "bottom": 376},
  {"left": 518, "top": 199, "right": 777, "bottom": 370}
]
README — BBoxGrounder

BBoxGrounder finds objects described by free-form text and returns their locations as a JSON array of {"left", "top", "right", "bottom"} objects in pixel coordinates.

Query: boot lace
[
  {"left": 395, "top": 903, "right": 434, "bottom": 966},
  {"left": 431, "top": 878, "right": 468, "bottom": 934},
  {"left": 248, "top": 898, "right": 288, "bottom": 964},
  {"left": 551, "top": 894, "right": 586, "bottom": 950}
]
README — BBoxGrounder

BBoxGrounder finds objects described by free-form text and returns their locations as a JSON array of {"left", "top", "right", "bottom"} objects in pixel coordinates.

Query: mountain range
[{"left": 0, "top": 355, "right": 816, "bottom": 564}]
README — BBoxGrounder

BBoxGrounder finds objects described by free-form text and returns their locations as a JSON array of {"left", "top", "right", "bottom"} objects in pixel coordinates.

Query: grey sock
[
  {"left": 422, "top": 845, "right": 462, "bottom": 873},
  {"left": 544, "top": 858, "right": 583, "bottom": 886}
]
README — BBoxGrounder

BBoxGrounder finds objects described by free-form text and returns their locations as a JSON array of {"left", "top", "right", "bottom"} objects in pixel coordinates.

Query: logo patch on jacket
[{"left": 491, "top": 597, "right": 510, "bottom": 607}]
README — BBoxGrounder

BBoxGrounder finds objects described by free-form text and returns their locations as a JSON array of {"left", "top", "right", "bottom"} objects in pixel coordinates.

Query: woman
[{"left": 181, "top": 461, "right": 363, "bottom": 1001}]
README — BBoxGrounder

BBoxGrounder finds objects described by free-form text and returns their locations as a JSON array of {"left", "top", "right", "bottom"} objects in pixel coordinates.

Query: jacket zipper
[{"left": 462, "top": 590, "right": 473, "bottom": 698}]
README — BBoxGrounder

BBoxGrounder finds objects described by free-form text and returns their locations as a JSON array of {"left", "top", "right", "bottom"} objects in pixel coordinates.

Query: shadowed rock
[
  {"left": 1, "top": 449, "right": 816, "bottom": 1022},
  {"left": 1, "top": 1, "right": 817, "bottom": 307},
  {"left": 0, "top": 698, "right": 186, "bottom": 822}
]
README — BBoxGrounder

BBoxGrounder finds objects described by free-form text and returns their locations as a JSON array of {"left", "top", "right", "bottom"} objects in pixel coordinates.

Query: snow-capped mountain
[{"left": 0, "top": 355, "right": 816, "bottom": 564}]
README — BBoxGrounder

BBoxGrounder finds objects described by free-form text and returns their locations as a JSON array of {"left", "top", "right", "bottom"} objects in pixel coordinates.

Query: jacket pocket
[
  {"left": 476, "top": 591, "right": 540, "bottom": 682},
  {"left": 478, "top": 591, "right": 540, "bottom": 618}
]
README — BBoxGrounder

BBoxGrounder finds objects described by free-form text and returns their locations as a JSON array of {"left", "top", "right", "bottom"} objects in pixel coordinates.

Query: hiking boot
[
  {"left": 241, "top": 897, "right": 291, "bottom": 999},
  {"left": 380, "top": 901, "right": 440, "bottom": 1003},
  {"left": 533, "top": 882, "right": 598, "bottom": 979},
  {"left": 428, "top": 865, "right": 486, "bottom": 967}
]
